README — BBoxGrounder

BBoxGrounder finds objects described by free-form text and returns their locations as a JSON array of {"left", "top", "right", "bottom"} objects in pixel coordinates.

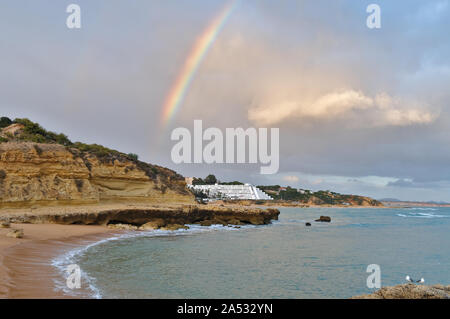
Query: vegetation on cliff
[
  {"left": 257, "top": 185, "right": 382, "bottom": 206},
  {"left": 192, "top": 174, "right": 244, "bottom": 186}
]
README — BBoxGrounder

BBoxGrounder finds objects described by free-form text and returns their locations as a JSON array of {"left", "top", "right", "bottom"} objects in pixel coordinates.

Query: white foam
[{"left": 396, "top": 211, "right": 447, "bottom": 218}]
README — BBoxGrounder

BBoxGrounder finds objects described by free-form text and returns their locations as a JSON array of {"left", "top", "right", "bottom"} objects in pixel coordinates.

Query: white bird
[{"left": 406, "top": 275, "right": 425, "bottom": 283}]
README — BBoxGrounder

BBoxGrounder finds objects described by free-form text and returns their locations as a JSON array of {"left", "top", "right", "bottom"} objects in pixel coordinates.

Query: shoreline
[
  {"left": 0, "top": 223, "right": 117, "bottom": 299},
  {"left": 0, "top": 202, "right": 280, "bottom": 299},
  {"left": 0, "top": 203, "right": 438, "bottom": 299}
]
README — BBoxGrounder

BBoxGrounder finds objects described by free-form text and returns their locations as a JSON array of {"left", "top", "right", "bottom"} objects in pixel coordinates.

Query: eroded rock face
[
  {"left": 0, "top": 142, "right": 194, "bottom": 206},
  {"left": 353, "top": 284, "right": 450, "bottom": 299}
]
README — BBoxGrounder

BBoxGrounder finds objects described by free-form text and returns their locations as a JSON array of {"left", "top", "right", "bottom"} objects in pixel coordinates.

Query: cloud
[
  {"left": 386, "top": 179, "right": 416, "bottom": 188},
  {"left": 375, "top": 93, "right": 439, "bottom": 126},
  {"left": 311, "top": 178, "right": 324, "bottom": 185},
  {"left": 282, "top": 175, "right": 299, "bottom": 183},
  {"left": 387, "top": 178, "right": 450, "bottom": 189},
  {"left": 248, "top": 90, "right": 438, "bottom": 127},
  {"left": 415, "top": 0, "right": 449, "bottom": 21}
]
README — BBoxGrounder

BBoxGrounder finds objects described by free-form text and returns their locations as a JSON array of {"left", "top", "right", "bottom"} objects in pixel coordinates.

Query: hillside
[
  {"left": 0, "top": 117, "right": 194, "bottom": 207},
  {"left": 257, "top": 185, "right": 383, "bottom": 206},
  {"left": 188, "top": 174, "right": 382, "bottom": 207}
]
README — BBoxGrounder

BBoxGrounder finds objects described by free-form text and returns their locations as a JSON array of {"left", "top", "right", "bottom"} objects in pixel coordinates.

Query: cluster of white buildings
[{"left": 187, "top": 183, "right": 273, "bottom": 201}]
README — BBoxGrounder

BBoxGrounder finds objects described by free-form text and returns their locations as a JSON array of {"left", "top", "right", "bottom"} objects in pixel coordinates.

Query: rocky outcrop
[
  {"left": 6, "top": 229, "right": 24, "bottom": 238},
  {"left": 0, "top": 221, "right": 10, "bottom": 228},
  {"left": 353, "top": 284, "right": 450, "bottom": 299},
  {"left": 0, "top": 142, "right": 194, "bottom": 207},
  {"left": 107, "top": 223, "right": 139, "bottom": 231},
  {"left": 139, "top": 219, "right": 166, "bottom": 230},
  {"left": 315, "top": 216, "right": 331, "bottom": 222},
  {"left": 0, "top": 205, "right": 280, "bottom": 228},
  {"left": 160, "top": 224, "right": 189, "bottom": 231}
]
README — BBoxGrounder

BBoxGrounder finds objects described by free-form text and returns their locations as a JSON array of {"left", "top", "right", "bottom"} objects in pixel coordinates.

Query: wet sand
[{"left": 0, "top": 224, "right": 117, "bottom": 299}]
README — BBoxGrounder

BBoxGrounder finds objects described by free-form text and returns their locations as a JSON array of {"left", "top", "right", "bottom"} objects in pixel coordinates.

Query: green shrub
[
  {"left": 127, "top": 153, "right": 139, "bottom": 161},
  {"left": 204, "top": 174, "right": 217, "bottom": 184},
  {"left": 257, "top": 185, "right": 281, "bottom": 191},
  {"left": 12, "top": 118, "right": 73, "bottom": 146},
  {"left": 220, "top": 181, "right": 244, "bottom": 185},
  {"left": 0, "top": 117, "right": 12, "bottom": 129},
  {"left": 71, "top": 142, "right": 121, "bottom": 159},
  {"left": 192, "top": 177, "right": 205, "bottom": 185},
  {"left": 54, "top": 133, "right": 71, "bottom": 146}
]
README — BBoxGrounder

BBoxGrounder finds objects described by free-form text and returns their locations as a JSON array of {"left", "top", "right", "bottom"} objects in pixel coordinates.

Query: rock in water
[
  {"left": 6, "top": 229, "right": 24, "bottom": 238},
  {"left": 315, "top": 216, "right": 331, "bottom": 222},
  {"left": 107, "top": 223, "right": 138, "bottom": 231},
  {"left": 139, "top": 219, "right": 166, "bottom": 230},
  {"left": 200, "top": 220, "right": 214, "bottom": 226},
  {"left": 228, "top": 219, "right": 242, "bottom": 225},
  {"left": 305, "top": 222, "right": 311, "bottom": 226}
]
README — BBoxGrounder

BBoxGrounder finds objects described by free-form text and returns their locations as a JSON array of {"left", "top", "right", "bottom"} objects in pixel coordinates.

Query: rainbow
[{"left": 160, "top": 0, "right": 238, "bottom": 127}]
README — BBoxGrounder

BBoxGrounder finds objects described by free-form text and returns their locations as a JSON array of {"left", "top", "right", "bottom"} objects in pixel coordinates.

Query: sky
[{"left": 1, "top": 0, "right": 450, "bottom": 201}]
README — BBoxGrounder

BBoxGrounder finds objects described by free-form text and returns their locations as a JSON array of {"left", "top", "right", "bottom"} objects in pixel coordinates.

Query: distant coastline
[
  {"left": 381, "top": 201, "right": 450, "bottom": 208},
  {"left": 213, "top": 199, "right": 384, "bottom": 208}
]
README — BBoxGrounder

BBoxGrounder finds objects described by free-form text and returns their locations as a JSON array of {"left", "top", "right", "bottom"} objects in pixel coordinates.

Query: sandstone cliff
[{"left": 0, "top": 142, "right": 194, "bottom": 207}]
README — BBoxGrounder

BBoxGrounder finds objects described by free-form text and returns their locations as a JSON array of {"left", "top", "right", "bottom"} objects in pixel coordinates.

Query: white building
[{"left": 188, "top": 183, "right": 273, "bottom": 201}]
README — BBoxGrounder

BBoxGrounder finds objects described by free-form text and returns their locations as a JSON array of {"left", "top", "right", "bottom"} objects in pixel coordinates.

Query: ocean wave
[
  {"left": 396, "top": 212, "right": 447, "bottom": 218},
  {"left": 410, "top": 207, "right": 438, "bottom": 211},
  {"left": 51, "top": 223, "right": 258, "bottom": 298}
]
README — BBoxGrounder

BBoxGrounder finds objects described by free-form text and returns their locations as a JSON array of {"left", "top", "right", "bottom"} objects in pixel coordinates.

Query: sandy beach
[{"left": 0, "top": 223, "right": 116, "bottom": 299}]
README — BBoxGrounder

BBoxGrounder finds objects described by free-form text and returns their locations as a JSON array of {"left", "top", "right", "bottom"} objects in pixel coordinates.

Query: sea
[{"left": 52, "top": 206, "right": 450, "bottom": 299}]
